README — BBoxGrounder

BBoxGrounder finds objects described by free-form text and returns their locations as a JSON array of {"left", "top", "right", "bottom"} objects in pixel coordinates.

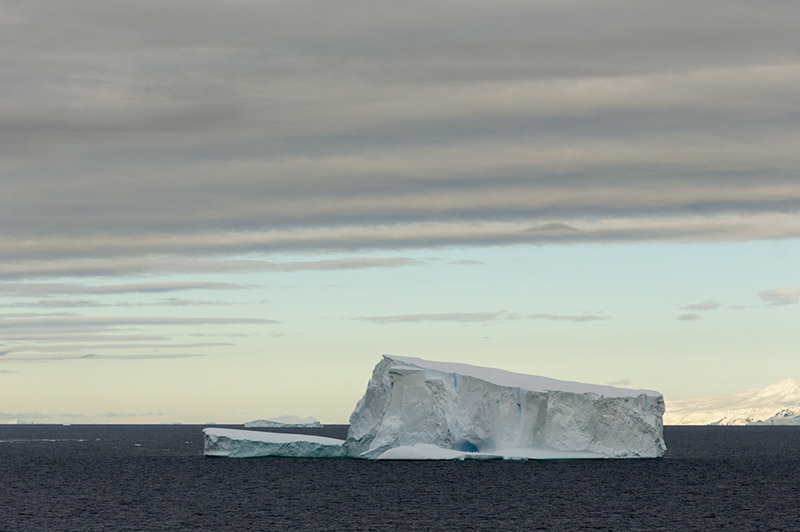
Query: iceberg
[
  {"left": 203, "top": 355, "right": 665, "bottom": 460},
  {"left": 243, "top": 415, "right": 322, "bottom": 428},
  {"left": 203, "top": 428, "right": 345, "bottom": 458},
  {"left": 346, "top": 355, "right": 665, "bottom": 459}
]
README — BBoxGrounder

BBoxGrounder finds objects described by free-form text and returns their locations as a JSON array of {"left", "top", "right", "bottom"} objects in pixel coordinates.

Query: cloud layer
[
  {"left": 355, "top": 311, "right": 609, "bottom": 324},
  {"left": 759, "top": 288, "right": 800, "bottom": 306},
  {"left": 2, "top": 2, "right": 799, "bottom": 380},
  {"left": 1, "top": 1, "right": 799, "bottom": 281}
]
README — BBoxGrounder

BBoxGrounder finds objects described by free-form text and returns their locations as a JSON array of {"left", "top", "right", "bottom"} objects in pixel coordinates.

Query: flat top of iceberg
[
  {"left": 387, "top": 355, "right": 660, "bottom": 398},
  {"left": 203, "top": 428, "right": 344, "bottom": 445}
]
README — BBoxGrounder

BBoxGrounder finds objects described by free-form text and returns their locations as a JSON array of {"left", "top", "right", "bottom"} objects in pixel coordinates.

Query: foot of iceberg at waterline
[
  {"left": 374, "top": 444, "right": 604, "bottom": 461},
  {"left": 203, "top": 428, "right": 345, "bottom": 458}
]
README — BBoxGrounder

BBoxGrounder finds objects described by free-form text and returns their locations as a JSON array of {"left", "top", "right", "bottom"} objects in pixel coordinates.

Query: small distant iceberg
[{"left": 243, "top": 415, "right": 322, "bottom": 428}]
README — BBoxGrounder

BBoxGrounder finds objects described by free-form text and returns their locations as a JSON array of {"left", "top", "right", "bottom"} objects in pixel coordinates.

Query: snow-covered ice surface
[
  {"left": 346, "top": 355, "right": 665, "bottom": 459},
  {"left": 243, "top": 415, "right": 322, "bottom": 428},
  {"left": 203, "top": 428, "right": 345, "bottom": 458},
  {"left": 665, "top": 377, "right": 800, "bottom": 426}
]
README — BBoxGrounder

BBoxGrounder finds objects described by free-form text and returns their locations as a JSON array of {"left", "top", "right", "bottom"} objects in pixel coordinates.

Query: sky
[{"left": 1, "top": 0, "right": 798, "bottom": 424}]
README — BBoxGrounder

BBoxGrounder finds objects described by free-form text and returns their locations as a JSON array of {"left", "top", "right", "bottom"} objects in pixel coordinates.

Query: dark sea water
[{"left": 2, "top": 425, "right": 799, "bottom": 531}]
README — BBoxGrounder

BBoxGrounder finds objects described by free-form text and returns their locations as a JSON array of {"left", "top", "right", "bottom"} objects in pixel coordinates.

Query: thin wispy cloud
[
  {"left": 447, "top": 260, "right": 486, "bottom": 266},
  {"left": 0, "top": 316, "right": 278, "bottom": 333},
  {"left": 0, "top": 281, "right": 244, "bottom": 297},
  {"left": 525, "top": 223, "right": 579, "bottom": 233},
  {"left": 355, "top": 312, "right": 511, "bottom": 324},
  {"left": 681, "top": 300, "right": 721, "bottom": 311},
  {"left": 0, "top": 312, "right": 76, "bottom": 319},
  {"left": 4, "top": 342, "right": 231, "bottom": 354},
  {"left": 1, "top": 334, "right": 172, "bottom": 343},
  {"left": 157, "top": 298, "right": 231, "bottom": 306},
  {"left": 4, "top": 298, "right": 232, "bottom": 309},
  {"left": 5, "top": 300, "right": 107, "bottom": 309},
  {"left": 186, "top": 333, "right": 250, "bottom": 338},
  {"left": 1, "top": 353, "right": 204, "bottom": 363},
  {"left": 677, "top": 313, "right": 702, "bottom": 321},
  {"left": 527, "top": 313, "right": 610, "bottom": 322},
  {"left": 77, "top": 354, "right": 203, "bottom": 361},
  {"left": 356, "top": 311, "right": 610, "bottom": 324},
  {"left": 759, "top": 287, "right": 800, "bottom": 306},
  {"left": 0, "top": 257, "right": 422, "bottom": 280}
]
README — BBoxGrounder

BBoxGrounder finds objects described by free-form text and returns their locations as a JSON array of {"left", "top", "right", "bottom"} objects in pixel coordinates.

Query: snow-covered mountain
[{"left": 665, "top": 378, "right": 800, "bottom": 425}]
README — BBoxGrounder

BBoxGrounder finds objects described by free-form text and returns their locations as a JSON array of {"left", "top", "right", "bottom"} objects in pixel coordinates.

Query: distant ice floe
[{"left": 243, "top": 415, "right": 322, "bottom": 428}]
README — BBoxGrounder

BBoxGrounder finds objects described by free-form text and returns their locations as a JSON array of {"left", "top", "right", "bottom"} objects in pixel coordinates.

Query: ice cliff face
[{"left": 346, "top": 355, "right": 665, "bottom": 459}]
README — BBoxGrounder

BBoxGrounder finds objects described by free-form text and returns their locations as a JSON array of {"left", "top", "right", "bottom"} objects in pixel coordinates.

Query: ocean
[{"left": 2, "top": 424, "right": 799, "bottom": 531}]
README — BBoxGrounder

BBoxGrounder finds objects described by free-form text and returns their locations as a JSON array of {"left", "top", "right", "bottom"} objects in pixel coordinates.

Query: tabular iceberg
[
  {"left": 346, "top": 355, "right": 665, "bottom": 459},
  {"left": 203, "top": 428, "right": 345, "bottom": 458},
  {"left": 244, "top": 415, "right": 322, "bottom": 428},
  {"left": 203, "top": 354, "right": 665, "bottom": 460}
]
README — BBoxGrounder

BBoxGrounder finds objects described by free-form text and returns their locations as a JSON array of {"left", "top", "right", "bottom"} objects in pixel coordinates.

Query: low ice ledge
[
  {"left": 385, "top": 355, "right": 661, "bottom": 399},
  {"left": 203, "top": 428, "right": 346, "bottom": 458}
]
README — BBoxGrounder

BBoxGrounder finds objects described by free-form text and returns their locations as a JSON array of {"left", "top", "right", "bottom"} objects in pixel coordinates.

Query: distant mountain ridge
[{"left": 665, "top": 378, "right": 800, "bottom": 426}]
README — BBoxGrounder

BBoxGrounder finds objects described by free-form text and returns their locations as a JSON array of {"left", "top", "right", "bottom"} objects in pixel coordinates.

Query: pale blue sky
[
  {"left": 2, "top": 241, "right": 797, "bottom": 423},
  {"left": 1, "top": 1, "right": 799, "bottom": 423}
]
